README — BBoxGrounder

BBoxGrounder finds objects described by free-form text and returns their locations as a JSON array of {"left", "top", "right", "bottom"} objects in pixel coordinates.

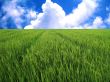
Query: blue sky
[{"left": 0, "top": 0, "right": 110, "bottom": 29}]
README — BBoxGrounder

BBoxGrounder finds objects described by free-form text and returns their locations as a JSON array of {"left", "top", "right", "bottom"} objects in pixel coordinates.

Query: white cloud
[
  {"left": 1, "top": 0, "right": 37, "bottom": 29},
  {"left": 84, "top": 16, "right": 105, "bottom": 29},
  {"left": 65, "top": 0, "right": 97, "bottom": 28},
  {"left": 25, "top": 0, "right": 66, "bottom": 29},
  {"left": 26, "top": 10, "right": 37, "bottom": 20},
  {"left": 92, "top": 16, "right": 104, "bottom": 28},
  {"left": 1, "top": 0, "right": 107, "bottom": 29},
  {"left": 25, "top": 0, "right": 98, "bottom": 29},
  {"left": 2, "top": 0, "right": 25, "bottom": 28},
  {"left": 106, "top": 14, "right": 110, "bottom": 25}
]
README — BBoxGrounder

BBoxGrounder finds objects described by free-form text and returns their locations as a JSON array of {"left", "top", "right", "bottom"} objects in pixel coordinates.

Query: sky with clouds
[{"left": 0, "top": 0, "right": 110, "bottom": 29}]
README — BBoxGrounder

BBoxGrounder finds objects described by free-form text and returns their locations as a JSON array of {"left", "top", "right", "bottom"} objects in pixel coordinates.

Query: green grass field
[{"left": 0, "top": 30, "right": 110, "bottom": 82}]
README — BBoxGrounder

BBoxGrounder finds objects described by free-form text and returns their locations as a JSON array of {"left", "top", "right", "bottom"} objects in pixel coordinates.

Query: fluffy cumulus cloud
[
  {"left": 25, "top": 0, "right": 66, "bottom": 29},
  {"left": 25, "top": 0, "right": 98, "bottom": 29},
  {"left": 1, "top": 0, "right": 24, "bottom": 28},
  {"left": 1, "top": 0, "right": 108, "bottom": 29},
  {"left": 93, "top": 17, "right": 104, "bottom": 27},
  {"left": 84, "top": 16, "right": 105, "bottom": 29},
  {"left": 26, "top": 10, "right": 37, "bottom": 20},
  {"left": 1, "top": 0, "right": 37, "bottom": 29},
  {"left": 65, "top": 0, "right": 97, "bottom": 28}
]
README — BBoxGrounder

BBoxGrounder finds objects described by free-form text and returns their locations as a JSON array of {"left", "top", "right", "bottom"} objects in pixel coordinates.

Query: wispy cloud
[{"left": 106, "top": 13, "right": 110, "bottom": 25}]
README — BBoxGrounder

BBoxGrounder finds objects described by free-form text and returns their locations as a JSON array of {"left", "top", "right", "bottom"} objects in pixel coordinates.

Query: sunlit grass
[{"left": 0, "top": 30, "right": 110, "bottom": 82}]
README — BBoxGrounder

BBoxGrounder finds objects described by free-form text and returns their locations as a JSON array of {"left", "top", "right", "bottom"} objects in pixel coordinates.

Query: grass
[{"left": 0, "top": 30, "right": 110, "bottom": 82}]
